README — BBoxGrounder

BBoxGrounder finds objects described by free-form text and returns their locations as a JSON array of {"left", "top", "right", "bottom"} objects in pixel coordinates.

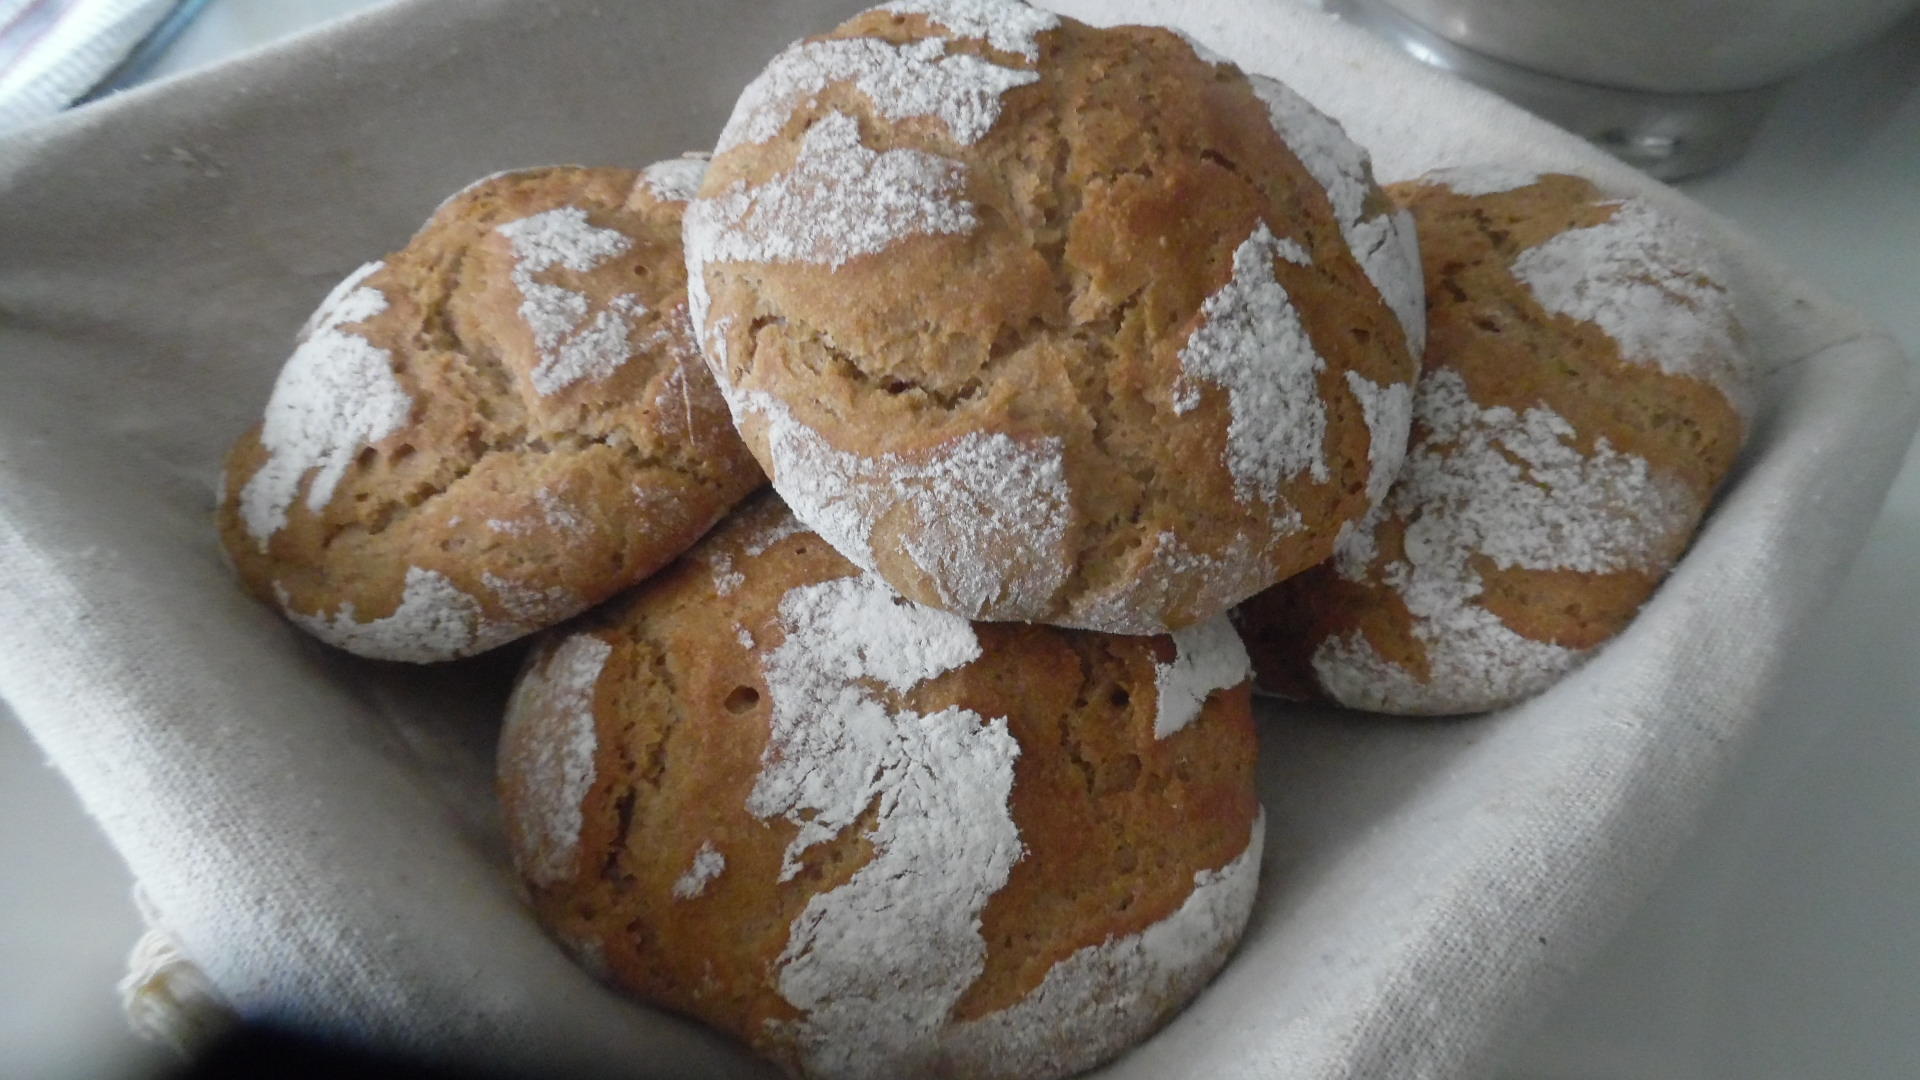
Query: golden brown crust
[
  {"left": 688, "top": 5, "right": 1413, "bottom": 634},
  {"left": 951, "top": 628, "right": 1258, "bottom": 1024},
  {"left": 217, "top": 164, "right": 765, "bottom": 662},
  {"left": 1238, "top": 169, "right": 1748, "bottom": 714},
  {"left": 498, "top": 494, "right": 1261, "bottom": 1079}
]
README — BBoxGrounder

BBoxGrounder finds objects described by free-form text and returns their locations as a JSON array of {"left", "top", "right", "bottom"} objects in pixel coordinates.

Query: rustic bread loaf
[
  {"left": 684, "top": 0, "right": 1419, "bottom": 635},
  {"left": 1235, "top": 167, "right": 1749, "bottom": 713},
  {"left": 217, "top": 162, "right": 764, "bottom": 662},
  {"left": 498, "top": 494, "right": 1264, "bottom": 1080}
]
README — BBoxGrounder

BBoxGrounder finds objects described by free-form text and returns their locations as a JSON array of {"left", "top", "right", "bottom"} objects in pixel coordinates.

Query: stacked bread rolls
[{"left": 214, "top": 1, "right": 1750, "bottom": 1077}]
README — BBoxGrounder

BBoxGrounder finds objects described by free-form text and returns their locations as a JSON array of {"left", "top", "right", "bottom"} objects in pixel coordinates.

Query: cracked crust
[
  {"left": 217, "top": 165, "right": 766, "bottom": 662},
  {"left": 1235, "top": 170, "right": 1748, "bottom": 713},
  {"left": 498, "top": 493, "right": 1261, "bottom": 1079},
  {"left": 690, "top": 5, "right": 1414, "bottom": 633}
]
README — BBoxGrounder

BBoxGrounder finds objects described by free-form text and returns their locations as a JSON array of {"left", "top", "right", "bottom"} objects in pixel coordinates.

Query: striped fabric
[{"left": 0, "top": 0, "right": 181, "bottom": 133}]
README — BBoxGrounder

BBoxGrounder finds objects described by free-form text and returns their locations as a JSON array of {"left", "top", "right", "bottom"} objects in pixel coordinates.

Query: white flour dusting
[
  {"left": 1175, "top": 221, "right": 1329, "bottom": 505},
  {"left": 277, "top": 566, "right": 517, "bottom": 662},
  {"left": 686, "top": 109, "right": 976, "bottom": 343},
  {"left": 535, "top": 488, "right": 586, "bottom": 534},
  {"left": 481, "top": 489, "right": 588, "bottom": 542},
  {"left": 1428, "top": 164, "right": 1541, "bottom": 197},
  {"left": 672, "top": 841, "right": 727, "bottom": 900},
  {"left": 940, "top": 810, "right": 1264, "bottom": 1077},
  {"left": 742, "top": 513, "right": 808, "bottom": 557},
  {"left": 238, "top": 260, "right": 411, "bottom": 549},
  {"left": 496, "top": 207, "right": 648, "bottom": 396},
  {"left": 1512, "top": 197, "right": 1747, "bottom": 408},
  {"left": 734, "top": 390, "right": 1072, "bottom": 621},
  {"left": 1369, "top": 208, "right": 1426, "bottom": 360},
  {"left": 1331, "top": 511, "right": 1382, "bottom": 585},
  {"left": 891, "top": 432, "right": 1073, "bottom": 617},
  {"left": 696, "top": 312, "right": 734, "bottom": 380},
  {"left": 749, "top": 573, "right": 989, "bottom": 877},
  {"left": 1152, "top": 616, "right": 1253, "bottom": 739},
  {"left": 1314, "top": 369, "right": 1701, "bottom": 712},
  {"left": 646, "top": 308, "right": 714, "bottom": 445},
  {"left": 717, "top": 36, "right": 1037, "bottom": 154},
  {"left": 1172, "top": 27, "right": 1231, "bottom": 67},
  {"left": 878, "top": 0, "right": 1060, "bottom": 60},
  {"left": 748, "top": 571, "right": 1023, "bottom": 1079},
  {"left": 710, "top": 552, "right": 746, "bottom": 597},
  {"left": 1347, "top": 369, "right": 1414, "bottom": 507},
  {"left": 481, "top": 572, "right": 580, "bottom": 628},
  {"left": 1331, "top": 369, "right": 1415, "bottom": 581},
  {"left": 1247, "top": 75, "right": 1424, "bottom": 359},
  {"left": 708, "top": 506, "right": 808, "bottom": 606},
  {"left": 1068, "top": 529, "right": 1279, "bottom": 636},
  {"left": 639, "top": 156, "right": 708, "bottom": 202},
  {"left": 502, "top": 634, "right": 612, "bottom": 886},
  {"left": 630, "top": 482, "right": 678, "bottom": 521}
]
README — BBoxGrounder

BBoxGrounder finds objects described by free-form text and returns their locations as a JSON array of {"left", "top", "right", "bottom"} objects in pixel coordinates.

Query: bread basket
[{"left": 1, "top": 0, "right": 1912, "bottom": 1076}]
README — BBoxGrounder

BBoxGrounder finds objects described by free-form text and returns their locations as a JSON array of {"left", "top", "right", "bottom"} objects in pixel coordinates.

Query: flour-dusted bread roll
[
  {"left": 498, "top": 495, "right": 1264, "bottom": 1080},
  {"left": 216, "top": 162, "right": 765, "bottom": 662},
  {"left": 684, "top": 0, "right": 1419, "bottom": 635},
  {"left": 1235, "top": 168, "right": 1749, "bottom": 713}
]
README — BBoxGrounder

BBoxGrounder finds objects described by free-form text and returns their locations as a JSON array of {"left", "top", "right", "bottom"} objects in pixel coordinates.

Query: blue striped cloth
[{"left": 0, "top": 0, "right": 197, "bottom": 133}]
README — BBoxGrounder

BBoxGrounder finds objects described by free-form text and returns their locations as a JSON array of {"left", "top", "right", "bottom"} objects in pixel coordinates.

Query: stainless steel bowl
[{"left": 1332, "top": 0, "right": 1920, "bottom": 177}]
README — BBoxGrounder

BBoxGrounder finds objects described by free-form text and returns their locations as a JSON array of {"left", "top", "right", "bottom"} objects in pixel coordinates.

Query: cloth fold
[
  {"left": 120, "top": 887, "right": 236, "bottom": 1054},
  {"left": 0, "top": 1, "right": 1913, "bottom": 1077}
]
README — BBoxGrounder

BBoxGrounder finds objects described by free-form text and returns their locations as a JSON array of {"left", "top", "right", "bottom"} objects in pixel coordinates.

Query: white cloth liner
[{"left": 0, "top": 0, "right": 1912, "bottom": 1077}]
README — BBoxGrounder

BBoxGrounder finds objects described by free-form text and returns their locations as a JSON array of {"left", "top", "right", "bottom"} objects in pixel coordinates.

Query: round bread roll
[
  {"left": 498, "top": 494, "right": 1264, "bottom": 1080},
  {"left": 1235, "top": 168, "right": 1749, "bottom": 713},
  {"left": 217, "top": 161, "right": 765, "bottom": 662},
  {"left": 684, "top": 0, "right": 1419, "bottom": 635}
]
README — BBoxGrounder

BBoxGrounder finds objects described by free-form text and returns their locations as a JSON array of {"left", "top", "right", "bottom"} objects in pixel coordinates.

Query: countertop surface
[{"left": 1, "top": 3, "right": 1915, "bottom": 1078}]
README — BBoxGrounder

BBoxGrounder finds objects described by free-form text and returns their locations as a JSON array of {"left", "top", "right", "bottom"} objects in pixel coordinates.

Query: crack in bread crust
[
  {"left": 497, "top": 494, "right": 1262, "bottom": 1079},
  {"left": 218, "top": 166, "right": 766, "bottom": 658},
  {"left": 691, "top": 11, "right": 1412, "bottom": 633}
]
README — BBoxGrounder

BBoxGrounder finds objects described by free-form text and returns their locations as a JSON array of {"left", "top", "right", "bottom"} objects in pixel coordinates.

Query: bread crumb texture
[
  {"left": 497, "top": 494, "right": 1263, "bottom": 1080},
  {"left": 217, "top": 162, "right": 765, "bottom": 662},
  {"left": 1236, "top": 168, "right": 1749, "bottom": 714},
  {"left": 686, "top": 0, "right": 1417, "bottom": 634}
]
